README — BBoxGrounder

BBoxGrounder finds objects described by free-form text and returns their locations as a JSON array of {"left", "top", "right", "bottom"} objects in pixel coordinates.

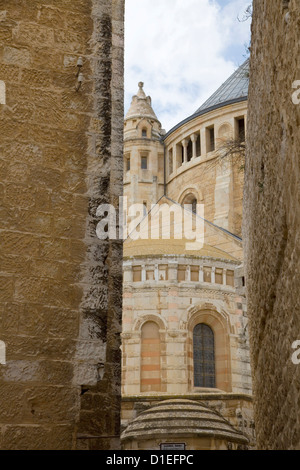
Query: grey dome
[
  {"left": 195, "top": 59, "right": 249, "bottom": 114},
  {"left": 164, "top": 59, "right": 249, "bottom": 138},
  {"left": 121, "top": 399, "right": 249, "bottom": 445}
]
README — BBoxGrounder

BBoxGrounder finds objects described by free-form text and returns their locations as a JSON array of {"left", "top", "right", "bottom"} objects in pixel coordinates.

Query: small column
[
  {"left": 199, "top": 266, "right": 204, "bottom": 283},
  {"left": 168, "top": 263, "right": 178, "bottom": 281},
  {"left": 191, "top": 133, "right": 197, "bottom": 159},
  {"left": 186, "top": 265, "right": 191, "bottom": 282},
  {"left": 181, "top": 139, "right": 188, "bottom": 164},
  {"left": 154, "top": 264, "right": 159, "bottom": 281},
  {"left": 223, "top": 269, "right": 227, "bottom": 286},
  {"left": 211, "top": 266, "right": 216, "bottom": 284},
  {"left": 141, "top": 264, "right": 146, "bottom": 282}
]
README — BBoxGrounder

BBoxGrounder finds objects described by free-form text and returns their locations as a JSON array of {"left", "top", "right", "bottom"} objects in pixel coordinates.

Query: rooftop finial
[
  {"left": 136, "top": 81, "right": 146, "bottom": 99},
  {"left": 125, "top": 81, "right": 159, "bottom": 123}
]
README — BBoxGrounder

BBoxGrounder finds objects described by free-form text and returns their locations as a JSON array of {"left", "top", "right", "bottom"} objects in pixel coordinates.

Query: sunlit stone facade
[{"left": 121, "top": 62, "right": 255, "bottom": 450}]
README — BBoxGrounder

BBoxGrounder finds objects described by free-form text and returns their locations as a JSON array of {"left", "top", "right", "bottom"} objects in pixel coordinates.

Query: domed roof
[
  {"left": 194, "top": 59, "right": 249, "bottom": 114},
  {"left": 125, "top": 82, "right": 160, "bottom": 123},
  {"left": 121, "top": 399, "right": 248, "bottom": 445},
  {"left": 164, "top": 59, "right": 249, "bottom": 138}
]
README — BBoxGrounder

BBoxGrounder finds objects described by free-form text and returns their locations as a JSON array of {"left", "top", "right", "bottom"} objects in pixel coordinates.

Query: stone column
[
  {"left": 223, "top": 269, "right": 227, "bottom": 286},
  {"left": 142, "top": 264, "right": 146, "bottom": 282},
  {"left": 212, "top": 266, "right": 216, "bottom": 284},
  {"left": 186, "top": 265, "right": 191, "bottom": 282},
  {"left": 154, "top": 264, "right": 159, "bottom": 281},
  {"left": 182, "top": 139, "right": 188, "bottom": 164},
  {"left": 168, "top": 263, "right": 178, "bottom": 281},
  {"left": 199, "top": 266, "right": 204, "bottom": 282}
]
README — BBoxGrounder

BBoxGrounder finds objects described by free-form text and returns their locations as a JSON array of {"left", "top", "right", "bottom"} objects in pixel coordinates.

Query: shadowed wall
[{"left": 0, "top": 0, "right": 124, "bottom": 450}]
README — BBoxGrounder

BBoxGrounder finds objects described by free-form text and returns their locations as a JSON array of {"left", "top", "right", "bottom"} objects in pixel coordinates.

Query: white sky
[{"left": 125, "top": 0, "right": 251, "bottom": 132}]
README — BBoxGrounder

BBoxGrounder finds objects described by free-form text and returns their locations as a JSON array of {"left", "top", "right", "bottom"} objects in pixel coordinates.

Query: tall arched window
[
  {"left": 193, "top": 323, "right": 216, "bottom": 388},
  {"left": 141, "top": 321, "right": 161, "bottom": 392}
]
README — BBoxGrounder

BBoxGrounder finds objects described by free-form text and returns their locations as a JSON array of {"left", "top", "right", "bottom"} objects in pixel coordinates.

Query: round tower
[{"left": 124, "top": 82, "right": 165, "bottom": 212}]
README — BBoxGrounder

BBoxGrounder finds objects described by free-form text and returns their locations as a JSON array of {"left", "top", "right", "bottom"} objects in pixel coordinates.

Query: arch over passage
[{"left": 193, "top": 324, "right": 216, "bottom": 388}]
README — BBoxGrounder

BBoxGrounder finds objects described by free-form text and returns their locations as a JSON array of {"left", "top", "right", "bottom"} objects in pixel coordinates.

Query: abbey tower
[{"left": 124, "top": 81, "right": 165, "bottom": 211}]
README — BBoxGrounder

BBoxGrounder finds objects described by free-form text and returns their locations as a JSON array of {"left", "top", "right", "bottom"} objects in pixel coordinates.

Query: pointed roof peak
[
  {"left": 125, "top": 82, "right": 160, "bottom": 123},
  {"left": 137, "top": 81, "right": 146, "bottom": 98}
]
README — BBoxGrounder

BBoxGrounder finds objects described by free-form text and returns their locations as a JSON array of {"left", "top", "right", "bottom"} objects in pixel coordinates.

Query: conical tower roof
[{"left": 125, "top": 82, "right": 160, "bottom": 123}]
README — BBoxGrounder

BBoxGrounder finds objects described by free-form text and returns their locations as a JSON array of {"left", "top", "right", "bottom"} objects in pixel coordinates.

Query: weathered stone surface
[
  {"left": 121, "top": 72, "right": 253, "bottom": 449},
  {"left": 0, "top": 0, "right": 124, "bottom": 450},
  {"left": 243, "top": 0, "right": 300, "bottom": 450}
]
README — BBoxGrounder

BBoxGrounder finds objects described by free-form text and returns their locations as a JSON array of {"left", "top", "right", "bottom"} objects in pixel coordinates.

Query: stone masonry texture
[
  {"left": 243, "top": 0, "right": 300, "bottom": 450},
  {"left": 0, "top": 0, "right": 124, "bottom": 449}
]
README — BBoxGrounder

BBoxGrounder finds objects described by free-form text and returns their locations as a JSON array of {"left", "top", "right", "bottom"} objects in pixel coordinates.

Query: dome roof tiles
[
  {"left": 121, "top": 399, "right": 249, "bottom": 445},
  {"left": 195, "top": 59, "right": 249, "bottom": 114}
]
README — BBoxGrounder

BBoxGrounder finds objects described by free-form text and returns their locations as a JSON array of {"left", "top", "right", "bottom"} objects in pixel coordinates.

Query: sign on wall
[{"left": 160, "top": 443, "right": 186, "bottom": 450}]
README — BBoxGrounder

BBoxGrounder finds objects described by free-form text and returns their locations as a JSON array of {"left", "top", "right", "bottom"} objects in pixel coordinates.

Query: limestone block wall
[
  {"left": 243, "top": 0, "right": 300, "bottom": 450},
  {"left": 122, "top": 256, "right": 252, "bottom": 398},
  {"left": 0, "top": 0, "right": 124, "bottom": 450}
]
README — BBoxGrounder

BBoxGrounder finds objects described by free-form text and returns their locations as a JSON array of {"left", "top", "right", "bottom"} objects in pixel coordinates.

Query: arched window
[
  {"left": 182, "top": 193, "right": 198, "bottom": 213},
  {"left": 142, "top": 128, "right": 147, "bottom": 138},
  {"left": 193, "top": 323, "right": 215, "bottom": 388},
  {"left": 141, "top": 321, "right": 161, "bottom": 392}
]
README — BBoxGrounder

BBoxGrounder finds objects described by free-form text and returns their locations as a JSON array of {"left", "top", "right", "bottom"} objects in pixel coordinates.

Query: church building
[{"left": 120, "top": 60, "right": 255, "bottom": 450}]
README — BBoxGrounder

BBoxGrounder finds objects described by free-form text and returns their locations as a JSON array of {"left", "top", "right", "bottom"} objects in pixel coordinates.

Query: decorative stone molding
[
  {"left": 133, "top": 313, "right": 167, "bottom": 332},
  {"left": 167, "top": 329, "right": 187, "bottom": 338},
  {"left": 178, "top": 186, "right": 204, "bottom": 204}
]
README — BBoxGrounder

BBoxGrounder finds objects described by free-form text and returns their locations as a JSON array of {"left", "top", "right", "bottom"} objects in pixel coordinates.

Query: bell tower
[{"left": 123, "top": 82, "right": 165, "bottom": 213}]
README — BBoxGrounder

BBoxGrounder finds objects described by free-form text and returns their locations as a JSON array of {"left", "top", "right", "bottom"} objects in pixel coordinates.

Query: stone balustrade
[{"left": 123, "top": 258, "right": 237, "bottom": 288}]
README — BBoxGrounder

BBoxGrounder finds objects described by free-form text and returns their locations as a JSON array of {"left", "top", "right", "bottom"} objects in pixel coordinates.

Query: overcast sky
[{"left": 125, "top": 0, "right": 251, "bottom": 132}]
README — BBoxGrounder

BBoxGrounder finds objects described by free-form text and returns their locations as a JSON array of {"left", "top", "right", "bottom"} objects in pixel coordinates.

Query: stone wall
[
  {"left": 0, "top": 0, "right": 124, "bottom": 450},
  {"left": 165, "top": 101, "right": 246, "bottom": 237},
  {"left": 122, "top": 256, "right": 252, "bottom": 397},
  {"left": 243, "top": 0, "right": 300, "bottom": 450}
]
